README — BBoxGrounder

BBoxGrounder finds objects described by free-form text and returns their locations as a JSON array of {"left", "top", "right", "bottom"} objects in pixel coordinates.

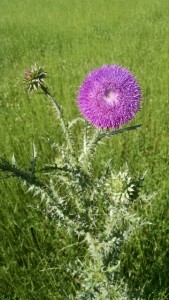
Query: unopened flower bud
[{"left": 24, "top": 64, "right": 47, "bottom": 93}]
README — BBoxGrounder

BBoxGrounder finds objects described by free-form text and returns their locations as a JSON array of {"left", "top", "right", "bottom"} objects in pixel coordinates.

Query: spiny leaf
[{"left": 96, "top": 124, "right": 142, "bottom": 142}]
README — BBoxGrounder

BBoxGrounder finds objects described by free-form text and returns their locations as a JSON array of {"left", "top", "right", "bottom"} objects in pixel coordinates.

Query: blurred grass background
[{"left": 0, "top": 0, "right": 169, "bottom": 298}]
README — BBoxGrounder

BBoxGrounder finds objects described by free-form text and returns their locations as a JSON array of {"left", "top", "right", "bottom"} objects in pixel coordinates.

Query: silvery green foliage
[
  {"left": 0, "top": 66, "right": 151, "bottom": 299},
  {"left": 0, "top": 127, "right": 149, "bottom": 299}
]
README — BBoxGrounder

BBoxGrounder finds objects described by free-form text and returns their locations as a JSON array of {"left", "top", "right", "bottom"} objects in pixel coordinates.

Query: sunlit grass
[{"left": 0, "top": 0, "right": 169, "bottom": 298}]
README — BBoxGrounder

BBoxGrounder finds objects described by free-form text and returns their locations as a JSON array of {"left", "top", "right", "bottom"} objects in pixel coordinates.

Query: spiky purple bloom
[{"left": 78, "top": 65, "right": 141, "bottom": 129}]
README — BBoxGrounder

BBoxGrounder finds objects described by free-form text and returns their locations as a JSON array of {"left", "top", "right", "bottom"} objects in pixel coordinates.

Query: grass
[{"left": 0, "top": 0, "right": 169, "bottom": 298}]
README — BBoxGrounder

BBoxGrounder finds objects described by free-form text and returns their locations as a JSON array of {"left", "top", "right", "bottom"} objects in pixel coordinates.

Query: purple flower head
[{"left": 77, "top": 65, "right": 141, "bottom": 129}]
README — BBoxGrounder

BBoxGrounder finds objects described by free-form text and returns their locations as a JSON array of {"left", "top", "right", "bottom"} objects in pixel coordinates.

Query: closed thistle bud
[{"left": 24, "top": 64, "right": 47, "bottom": 93}]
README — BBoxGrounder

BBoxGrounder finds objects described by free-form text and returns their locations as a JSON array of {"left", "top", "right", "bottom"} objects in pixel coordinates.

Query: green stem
[
  {"left": 79, "top": 128, "right": 101, "bottom": 171},
  {"left": 40, "top": 85, "right": 73, "bottom": 154}
]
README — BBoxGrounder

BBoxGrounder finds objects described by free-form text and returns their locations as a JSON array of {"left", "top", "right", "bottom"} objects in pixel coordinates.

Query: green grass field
[{"left": 0, "top": 0, "right": 169, "bottom": 298}]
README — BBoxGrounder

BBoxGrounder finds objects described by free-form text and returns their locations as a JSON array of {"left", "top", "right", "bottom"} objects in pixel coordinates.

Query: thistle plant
[{"left": 0, "top": 64, "right": 151, "bottom": 299}]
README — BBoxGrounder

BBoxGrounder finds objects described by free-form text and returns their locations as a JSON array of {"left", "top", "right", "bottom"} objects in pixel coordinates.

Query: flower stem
[
  {"left": 79, "top": 128, "right": 101, "bottom": 171},
  {"left": 40, "top": 85, "right": 73, "bottom": 154}
]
